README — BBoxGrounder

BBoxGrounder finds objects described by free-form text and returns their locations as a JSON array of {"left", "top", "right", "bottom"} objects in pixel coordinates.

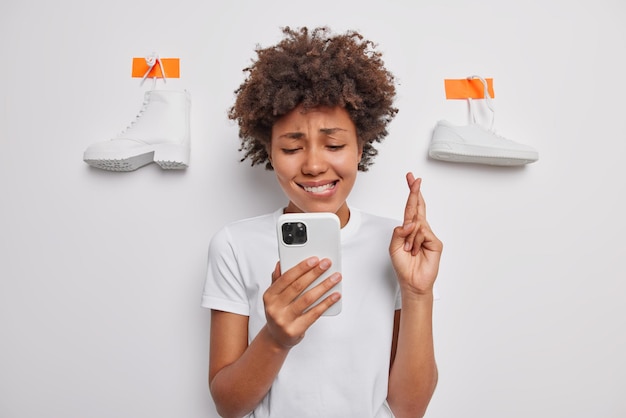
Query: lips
[{"left": 299, "top": 181, "right": 338, "bottom": 194}]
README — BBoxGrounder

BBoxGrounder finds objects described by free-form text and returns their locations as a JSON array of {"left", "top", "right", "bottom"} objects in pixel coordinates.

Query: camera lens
[{"left": 282, "top": 221, "right": 307, "bottom": 245}]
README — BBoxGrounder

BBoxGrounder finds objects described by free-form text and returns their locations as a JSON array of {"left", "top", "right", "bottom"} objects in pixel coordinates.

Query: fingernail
[
  {"left": 307, "top": 257, "right": 319, "bottom": 267},
  {"left": 404, "top": 241, "right": 411, "bottom": 251},
  {"left": 329, "top": 273, "right": 341, "bottom": 283},
  {"left": 319, "top": 259, "right": 331, "bottom": 270}
]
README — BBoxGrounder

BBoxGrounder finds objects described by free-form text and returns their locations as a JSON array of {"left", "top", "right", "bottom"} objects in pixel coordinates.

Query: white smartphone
[{"left": 276, "top": 212, "right": 342, "bottom": 316}]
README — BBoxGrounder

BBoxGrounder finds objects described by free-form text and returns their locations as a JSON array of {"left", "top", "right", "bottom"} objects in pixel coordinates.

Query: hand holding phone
[{"left": 277, "top": 212, "right": 342, "bottom": 316}]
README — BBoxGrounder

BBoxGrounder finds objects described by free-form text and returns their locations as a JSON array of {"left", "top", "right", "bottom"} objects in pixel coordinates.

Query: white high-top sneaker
[
  {"left": 84, "top": 89, "right": 191, "bottom": 171},
  {"left": 428, "top": 76, "right": 538, "bottom": 166}
]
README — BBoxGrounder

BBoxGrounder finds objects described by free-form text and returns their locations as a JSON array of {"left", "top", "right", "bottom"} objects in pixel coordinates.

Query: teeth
[{"left": 303, "top": 182, "right": 335, "bottom": 193}]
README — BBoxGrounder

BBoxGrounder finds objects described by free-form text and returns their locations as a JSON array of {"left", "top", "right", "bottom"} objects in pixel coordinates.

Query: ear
[
  {"left": 357, "top": 141, "right": 364, "bottom": 164},
  {"left": 266, "top": 141, "right": 273, "bottom": 163}
]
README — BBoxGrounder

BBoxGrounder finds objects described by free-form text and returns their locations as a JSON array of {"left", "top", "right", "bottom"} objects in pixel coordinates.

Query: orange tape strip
[
  {"left": 444, "top": 78, "right": 494, "bottom": 99},
  {"left": 131, "top": 58, "right": 180, "bottom": 78}
]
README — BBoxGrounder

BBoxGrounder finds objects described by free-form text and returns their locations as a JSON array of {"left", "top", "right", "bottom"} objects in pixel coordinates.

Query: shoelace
[
  {"left": 113, "top": 52, "right": 167, "bottom": 135},
  {"left": 119, "top": 95, "right": 151, "bottom": 135},
  {"left": 118, "top": 53, "right": 167, "bottom": 135},
  {"left": 140, "top": 52, "right": 167, "bottom": 88},
  {"left": 467, "top": 75, "right": 495, "bottom": 131}
]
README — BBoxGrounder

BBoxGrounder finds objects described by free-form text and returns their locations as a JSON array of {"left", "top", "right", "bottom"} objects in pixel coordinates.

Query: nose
[{"left": 301, "top": 147, "right": 328, "bottom": 176}]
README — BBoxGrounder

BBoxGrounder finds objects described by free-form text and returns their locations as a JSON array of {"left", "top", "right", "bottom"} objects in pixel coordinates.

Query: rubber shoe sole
[
  {"left": 84, "top": 142, "right": 189, "bottom": 172},
  {"left": 428, "top": 142, "right": 538, "bottom": 166}
]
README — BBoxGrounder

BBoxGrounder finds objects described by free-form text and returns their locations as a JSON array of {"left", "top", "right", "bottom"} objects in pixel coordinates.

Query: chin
[{"left": 305, "top": 203, "right": 345, "bottom": 215}]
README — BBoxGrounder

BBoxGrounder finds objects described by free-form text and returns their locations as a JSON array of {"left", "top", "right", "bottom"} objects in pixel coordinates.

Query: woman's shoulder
[
  {"left": 210, "top": 209, "right": 281, "bottom": 245},
  {"left": 355, "top": 208, "right": 399, "bottom": 229},
  {"left": 343, "top": 208, "right": 399, "bottom": 243}
]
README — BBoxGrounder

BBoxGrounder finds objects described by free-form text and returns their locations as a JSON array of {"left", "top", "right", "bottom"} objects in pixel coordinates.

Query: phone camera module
[{"left": 282, "top": 222, "right": 307, "bottom": 245}]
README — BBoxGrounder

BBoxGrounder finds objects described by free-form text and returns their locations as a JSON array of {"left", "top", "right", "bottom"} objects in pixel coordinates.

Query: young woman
[{"left": 202, "top": 26, "right": 443, "bottom": 418}]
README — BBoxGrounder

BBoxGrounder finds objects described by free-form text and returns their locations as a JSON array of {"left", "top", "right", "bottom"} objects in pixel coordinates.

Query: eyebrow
[
  {"left": 320, "top": 127, "right": 347, "bottom": 135},
  {"left": 277, "top": 127, "right": 347, "bottom": 139}
]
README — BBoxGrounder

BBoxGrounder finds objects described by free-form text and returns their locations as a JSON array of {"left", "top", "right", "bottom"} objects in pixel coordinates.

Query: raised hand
[{"left": 389, "top": 173, "right": 443, "bottom": 295}]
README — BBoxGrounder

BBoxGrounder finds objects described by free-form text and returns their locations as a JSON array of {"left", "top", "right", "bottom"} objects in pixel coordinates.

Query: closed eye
[
  {"left": 327, "top": 145, "right": 346, "bottom": 151},
  {"left": 281, "top": 147, "right": 301, "bottom": 154}
]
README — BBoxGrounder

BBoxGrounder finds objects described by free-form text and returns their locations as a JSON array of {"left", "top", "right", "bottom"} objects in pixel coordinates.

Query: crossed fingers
[{"left": 403, "top": 172, "right": 429, "bottom": 255}]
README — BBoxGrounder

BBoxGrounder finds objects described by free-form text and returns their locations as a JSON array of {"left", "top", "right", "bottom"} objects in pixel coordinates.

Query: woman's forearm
[
  {"left": 210, "top": 325, "right": 290, "bottom": 418},
  {"left": 387, "top": 292, "right": 438, "bottom": 418}
]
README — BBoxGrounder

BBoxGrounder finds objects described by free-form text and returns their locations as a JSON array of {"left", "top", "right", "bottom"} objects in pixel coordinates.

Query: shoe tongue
[{"left": 145, "top": 90, "right": 166, "bottom": 102}]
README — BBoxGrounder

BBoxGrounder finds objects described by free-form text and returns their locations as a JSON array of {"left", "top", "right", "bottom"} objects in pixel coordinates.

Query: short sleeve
[{"left": 201, "top": 226, "right": 250, "bottom": 316}]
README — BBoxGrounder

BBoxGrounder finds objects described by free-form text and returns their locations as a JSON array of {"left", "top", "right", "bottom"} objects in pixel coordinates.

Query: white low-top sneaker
[
  {"left": 429, "top": 75, "right": 538, "bottom": 166},
  {"left": 429, "top": 120, "right": 539, "bottom": 166}
]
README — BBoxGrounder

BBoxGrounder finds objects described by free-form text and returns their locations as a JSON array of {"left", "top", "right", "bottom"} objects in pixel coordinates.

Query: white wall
[{"left": 1, "top": 0, "right": 624, "bottom": 417}]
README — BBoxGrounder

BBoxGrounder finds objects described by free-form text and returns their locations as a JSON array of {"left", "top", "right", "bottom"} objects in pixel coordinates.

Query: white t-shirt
[{"left": 202, "top": 208, "right": 401, "bottom": 418}]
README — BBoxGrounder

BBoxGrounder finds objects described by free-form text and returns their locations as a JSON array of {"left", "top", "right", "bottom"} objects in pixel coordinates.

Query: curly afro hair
[{"left": 228, "top": 26, "right": 398, "bottom": 171}]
